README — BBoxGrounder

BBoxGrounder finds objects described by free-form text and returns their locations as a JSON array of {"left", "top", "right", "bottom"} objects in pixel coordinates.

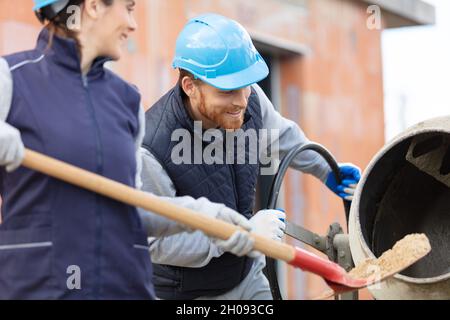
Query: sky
[{"left": 382, "top": 0, "right": 450, "bottom": 140}]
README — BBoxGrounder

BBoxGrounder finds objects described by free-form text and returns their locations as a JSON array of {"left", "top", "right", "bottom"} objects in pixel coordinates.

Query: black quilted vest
[{"left": 142, "top": 84, "right": 263, "bottom": 299}]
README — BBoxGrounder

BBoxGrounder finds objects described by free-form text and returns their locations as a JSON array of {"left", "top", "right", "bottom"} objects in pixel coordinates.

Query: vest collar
[{"left": 36, "top": 27, "right": 112, "bottom": 78}]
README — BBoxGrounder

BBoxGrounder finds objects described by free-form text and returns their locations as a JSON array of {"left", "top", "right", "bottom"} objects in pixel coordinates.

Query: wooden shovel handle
[{"left": 22, "top": 149, "right": 297, "bottom": 263}]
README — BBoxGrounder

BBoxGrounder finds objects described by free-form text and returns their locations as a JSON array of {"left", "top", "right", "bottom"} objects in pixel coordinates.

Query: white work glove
[
  {"left": 0, "top": 121, "right": 24, "bottom": 172},
  {"left": 212, "top": 206, "right": 261, "bottom": 258},
  {"left": 249, "top": 209, "right": 286, "bottom": 242},
  {"left": 145, "top": 196, "right": 260, "bottom": 258}
]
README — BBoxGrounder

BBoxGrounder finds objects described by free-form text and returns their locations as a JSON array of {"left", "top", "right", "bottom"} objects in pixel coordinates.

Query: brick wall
[{"left": 0, "top": 0, "right": 384, "bottom": 299}]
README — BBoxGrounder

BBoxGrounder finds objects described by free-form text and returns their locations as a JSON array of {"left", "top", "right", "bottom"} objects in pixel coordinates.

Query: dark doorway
[{"left": 255, "top": 50, "right": 276, "bottom": 212}]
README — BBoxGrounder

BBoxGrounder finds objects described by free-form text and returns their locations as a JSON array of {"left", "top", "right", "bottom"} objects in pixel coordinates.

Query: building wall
[{"left": 0, "top": 0, "right": 385, "bottom": 300}]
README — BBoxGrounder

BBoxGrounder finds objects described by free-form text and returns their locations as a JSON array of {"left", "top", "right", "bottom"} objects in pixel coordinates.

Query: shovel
[
  {"left": 20, "top": 149, "right": 431, "bottom": 292},
  {"left": 315, "top": 248, "right": 430, "bottom": 299}
]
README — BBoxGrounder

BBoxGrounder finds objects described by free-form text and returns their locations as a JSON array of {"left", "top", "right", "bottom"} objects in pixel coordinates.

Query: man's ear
[{"left": 181, "top": 76, "right": 197, "bottom": 98}]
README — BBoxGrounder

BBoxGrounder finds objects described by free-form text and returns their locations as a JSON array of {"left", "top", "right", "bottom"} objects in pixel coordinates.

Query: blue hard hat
[
  {"left": 173, "top": 13, "right": 269, "bottom": 91},
  {"left": 33, "top": 0, "right": 63, "bottom": 11},
  {"left": 33, "top": 0, "right": 70, "bottom": 23}
]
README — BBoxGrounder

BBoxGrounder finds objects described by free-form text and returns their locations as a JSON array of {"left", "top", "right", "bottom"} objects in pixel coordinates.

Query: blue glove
[
  {"left": 325, "top": 163, "right": 361, "bottom": 201},
  {"left": 275, "top": 208, "right": 286, "bottom": 222}
]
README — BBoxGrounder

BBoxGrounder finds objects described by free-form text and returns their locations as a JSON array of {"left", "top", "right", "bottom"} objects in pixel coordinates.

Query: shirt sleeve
[
  {"left": 138, "top": 146, "right": 225, "bottom": 267},
  {"left": 0, "top": 57, "right": 13, "bottom": 121},
  {"left": 253, "top": 84, "right": 331, "bottom": 182}
]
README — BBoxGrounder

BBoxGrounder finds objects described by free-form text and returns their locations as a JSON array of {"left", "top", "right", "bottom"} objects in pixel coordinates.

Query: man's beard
[{"left": 197, "top": 90, "right": 245, "bottom": 130}]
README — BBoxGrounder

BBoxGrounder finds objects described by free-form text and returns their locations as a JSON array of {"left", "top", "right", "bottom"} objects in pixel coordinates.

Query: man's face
[{"left": 190, "top": 82, "right": 252, "bottom": 130}]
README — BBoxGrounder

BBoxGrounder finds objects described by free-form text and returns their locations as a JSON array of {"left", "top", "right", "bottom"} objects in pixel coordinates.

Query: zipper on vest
[
  {"left": 228, "top": 165, "right": 240, "bottom": 210},
  {"left": 225, "top": 139, "right": 240, "bottom": 210},
  {"left": 82, "top": 74, "right": 104, "bottom": 299}
]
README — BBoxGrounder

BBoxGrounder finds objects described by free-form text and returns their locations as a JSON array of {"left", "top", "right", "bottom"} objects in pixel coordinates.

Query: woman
[{"left": 0, "top": 0, "right": 256, "bottom": 299}]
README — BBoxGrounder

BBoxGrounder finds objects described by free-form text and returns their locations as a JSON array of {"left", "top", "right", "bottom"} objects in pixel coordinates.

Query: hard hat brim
[
  {"left": 33, "top": 0, "right": 59, "bottom": 11},
  {"left": 197, "top": 59, "right": 269, "bottom": 91}
]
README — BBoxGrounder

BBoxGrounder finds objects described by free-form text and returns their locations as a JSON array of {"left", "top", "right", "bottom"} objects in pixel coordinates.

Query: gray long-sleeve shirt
[{"left": 141, "top": 84, "right": 331, "bottom": 268}]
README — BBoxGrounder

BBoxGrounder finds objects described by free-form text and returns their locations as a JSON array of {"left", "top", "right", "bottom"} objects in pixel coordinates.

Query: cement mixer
[
  {"left": 349, "top": 116, "right": 450, "bottom": 300},
  {"left": 266, "top": 116, "right": 449, "bottom": 300}
]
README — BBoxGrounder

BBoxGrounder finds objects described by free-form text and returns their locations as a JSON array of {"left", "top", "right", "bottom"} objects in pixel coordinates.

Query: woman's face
[{"left": 90, "top": 0, "right": 137, "bottom": 60}]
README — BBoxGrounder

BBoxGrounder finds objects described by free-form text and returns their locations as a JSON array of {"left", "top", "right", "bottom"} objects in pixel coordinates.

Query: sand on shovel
[
  {"left": 313, "top": 234, "right": 431, "bottom": 300},
  {"left": 348, "top": 233, "right": 431, "bottom": 280}
]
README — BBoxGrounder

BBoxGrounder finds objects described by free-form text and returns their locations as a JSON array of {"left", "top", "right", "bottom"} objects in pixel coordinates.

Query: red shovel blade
[
  {"left": 289, "top": 247, "right": 369, "bottom": 288},
  {"left": 289, "top": 234, "right": 431, "bottom": 294}
]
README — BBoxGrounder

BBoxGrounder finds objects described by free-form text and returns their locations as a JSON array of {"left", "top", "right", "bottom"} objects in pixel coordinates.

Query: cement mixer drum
[{"left": 349, "top": 116, "right": 450, "bottom": 300}]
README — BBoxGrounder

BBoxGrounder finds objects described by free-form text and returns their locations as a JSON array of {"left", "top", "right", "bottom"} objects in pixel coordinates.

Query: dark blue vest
[
  {"left": 0, "top": 28, "right": 155, "bottom": 299},
  {"left": 143, "top": 84, "right": 263, "bottom": 299}
]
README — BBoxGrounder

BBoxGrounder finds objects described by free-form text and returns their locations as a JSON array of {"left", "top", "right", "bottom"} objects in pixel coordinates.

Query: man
[{"left": 140, "top": 13, "right": 360, "bottom": 300}]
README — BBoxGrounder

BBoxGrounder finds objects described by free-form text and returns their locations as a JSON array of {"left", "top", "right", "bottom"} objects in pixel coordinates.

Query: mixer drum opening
[{"left": 358, "top": 132, "right": 450, "bottom": 279}]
